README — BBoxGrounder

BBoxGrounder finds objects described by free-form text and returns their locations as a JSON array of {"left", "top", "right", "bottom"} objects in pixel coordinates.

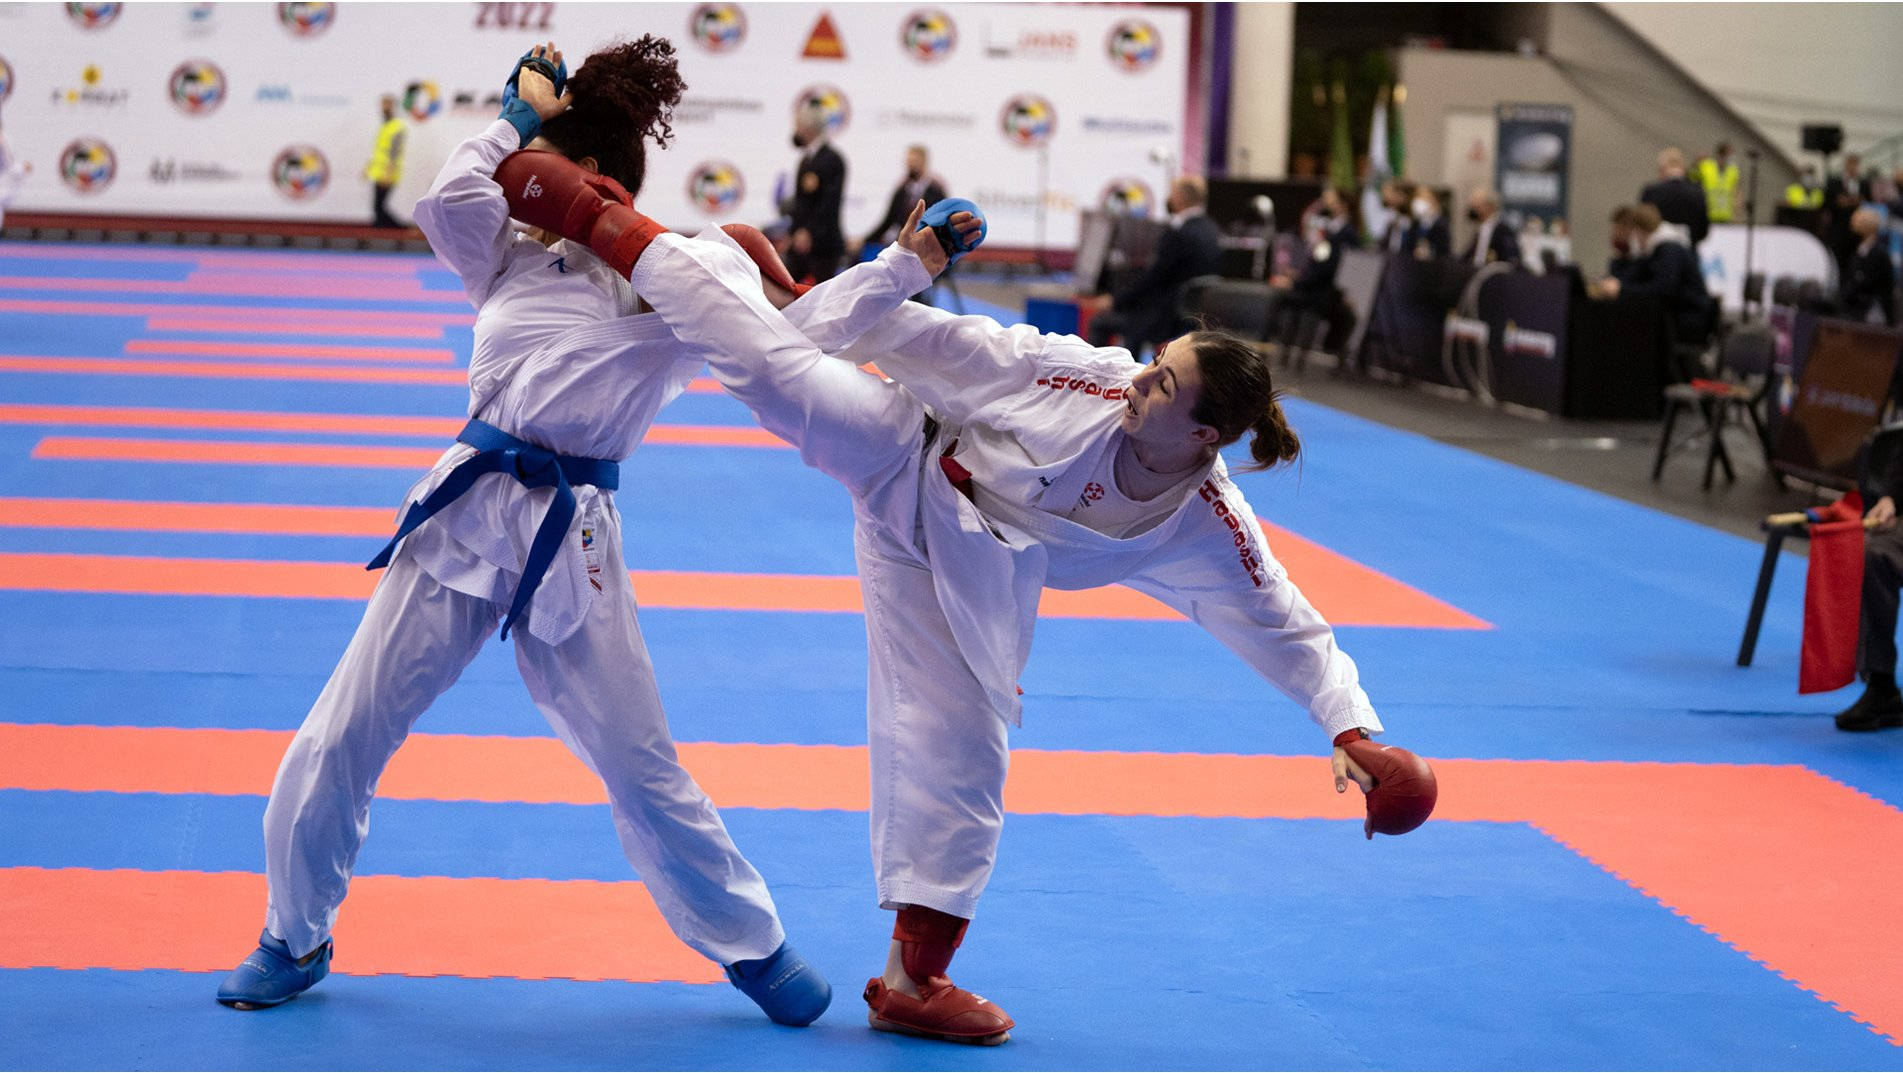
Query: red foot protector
[
  {"left": 864, "top": 978, "right": 1014, "bottom": 1045},
  {"left": 719, "top": 224, "right": 813, "bottom": 298},
  {"left": 1336, "top": 730, "right": 1438, "bottom": 838},
  {"left": 494, "top": 150, "right": 667, "bottom": 278}
]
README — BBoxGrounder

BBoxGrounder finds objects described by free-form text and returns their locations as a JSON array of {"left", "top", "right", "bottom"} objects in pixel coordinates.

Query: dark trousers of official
[
  {"left": 372, "top": 183, "right": 401, "bottom": 229},
  {"left": 1859, "top": 524, "right": 1903, "bottom": 677}
]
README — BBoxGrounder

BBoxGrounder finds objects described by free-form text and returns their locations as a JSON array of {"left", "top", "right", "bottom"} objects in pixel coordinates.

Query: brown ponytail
[
  {"left": 1187, "top": 331, "right": 1303, "bottom": 472},
  {"left": 539, "top": 35, "right": 687, "bottom": 199}
]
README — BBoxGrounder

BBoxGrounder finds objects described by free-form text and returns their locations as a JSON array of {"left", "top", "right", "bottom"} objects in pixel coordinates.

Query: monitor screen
[{"left": 1773, "top": 319, "right": 1903, "bottom": 488}]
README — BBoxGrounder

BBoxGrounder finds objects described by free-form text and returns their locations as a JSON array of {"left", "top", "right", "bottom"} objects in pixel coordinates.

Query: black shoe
[{"left": 1834, "top": 685, "right": 1903, "bottom": 732}]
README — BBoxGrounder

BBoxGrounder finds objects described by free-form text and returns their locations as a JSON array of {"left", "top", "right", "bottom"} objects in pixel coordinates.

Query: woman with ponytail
[
  {"left": 574, "top": 187, "right": 1412, "bottom": 1041},
  {"left": 210, "top": 39, "right": 960, "bottom": 1027}
]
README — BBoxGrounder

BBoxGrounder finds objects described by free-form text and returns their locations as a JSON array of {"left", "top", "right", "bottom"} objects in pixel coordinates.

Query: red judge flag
[{"left": 1801, "top": 491, "right": 1865, "bottom": 694}]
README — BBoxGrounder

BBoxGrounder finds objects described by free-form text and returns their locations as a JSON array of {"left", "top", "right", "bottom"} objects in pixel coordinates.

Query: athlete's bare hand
[
  {"left": 518, "top": 42, "right": 570, "bottom": 121},
  {"left": 1332, "top": 747, "right": 1374, "bottom": 794},
  {"left": 896, "top": 200, "right": 981, "bottom": 278}
]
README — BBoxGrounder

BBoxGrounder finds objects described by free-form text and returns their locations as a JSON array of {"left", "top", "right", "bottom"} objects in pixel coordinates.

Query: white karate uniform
[
  {"left": 260, "top": 118, "right": 926, "bottom": 965},
  {"left": 629, "top": 231, "right": 1383, "bottom": 921}
]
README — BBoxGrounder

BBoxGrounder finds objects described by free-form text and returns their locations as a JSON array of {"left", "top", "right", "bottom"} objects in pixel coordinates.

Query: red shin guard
[
  {"left": 494, "top": 149, "right": 667, "bottom": 278},
  {"left": 864, "top": 906, "right": 1013, "bottom": 1045}
]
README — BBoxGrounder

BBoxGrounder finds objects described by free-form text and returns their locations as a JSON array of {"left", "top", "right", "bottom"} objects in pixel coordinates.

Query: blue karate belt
[{"left": 366, "top": 419, "right": 620, "bottom": 640}]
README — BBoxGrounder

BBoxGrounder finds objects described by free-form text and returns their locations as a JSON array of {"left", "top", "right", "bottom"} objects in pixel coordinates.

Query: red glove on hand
[
  {"left": 494, "top": 149, "right": 667, "bottom": 278},
  {"left": 1334, "top": 729, "right": 1438, "bottom": 839}
]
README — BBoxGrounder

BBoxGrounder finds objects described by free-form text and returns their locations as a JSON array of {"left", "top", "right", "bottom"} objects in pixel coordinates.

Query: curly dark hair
[{"left": 538, "top": 35, "right": 686, "bottom": 198}]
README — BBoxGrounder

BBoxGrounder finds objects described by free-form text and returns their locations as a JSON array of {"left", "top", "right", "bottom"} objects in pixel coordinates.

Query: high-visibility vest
[
  {"left": 1784, "top": 183, "right": 1824, "bottom": 210},
  {"left": 1698, "top": 158, "right": 1739, "bottom": 222},
  {"left": 367, "top": 117, "right": 406, "bottom": 186}
]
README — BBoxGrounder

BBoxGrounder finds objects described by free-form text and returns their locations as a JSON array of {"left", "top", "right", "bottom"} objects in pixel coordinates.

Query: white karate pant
[
  {"left": 632, "top": 234, "right": 1010, "bottom": 921},
  {"left": 261, "top": 513, "right": 786, "bottom": 965}
]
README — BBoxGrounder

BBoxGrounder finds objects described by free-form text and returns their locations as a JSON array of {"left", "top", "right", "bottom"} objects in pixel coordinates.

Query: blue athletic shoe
[
  {"left": 216, "top": 930, "right": 331, "bottom": 1010},
  {"left": 918, "top": 197, "right": 987, "bottom": 266},
  {"left": 725, "top": 942, "right": 832, "bottom": 1026}
]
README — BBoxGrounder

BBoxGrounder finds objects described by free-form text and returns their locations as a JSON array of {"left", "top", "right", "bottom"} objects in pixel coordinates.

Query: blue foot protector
[
  {"left": 918, "top": 198, "right": 987, "bottom": 265},
  {"left": 725, "top": 942, "right": 832, "bottom": 1027},
  {"left": 216, "top": 930, "right": 332, "bottom": 1010}
]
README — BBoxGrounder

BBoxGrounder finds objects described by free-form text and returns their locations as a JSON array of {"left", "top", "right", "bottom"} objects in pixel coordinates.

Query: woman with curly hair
[{"left": 214, "top": 39, "right": 950, "bottom": 1027}]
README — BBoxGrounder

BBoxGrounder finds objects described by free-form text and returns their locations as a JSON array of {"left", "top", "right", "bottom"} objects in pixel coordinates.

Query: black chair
[
  {"left": 1770, "top": 276, "right": 1802, "bottom": 307},
  {"left": 1652, "top": 321, "right": 1776, "bottom": 489},
  {"left": 1176, "top": 274, "right": 1275, "bottom": 342},
  {"left": 1741, "top": 270, "right": 1767, "bottom": 317}
]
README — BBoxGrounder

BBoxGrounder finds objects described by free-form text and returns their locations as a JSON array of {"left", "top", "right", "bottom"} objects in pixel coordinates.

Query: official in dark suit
[
  {"left": 1825, "top": 155, "right": 1870, "bottom": 282},
  {"left": 1460, "top": 188, "right": 1521, "bottom": 268},
  {"left": 1377, "top": 179, "right": 1416, "bottom": 255},
  {"left": 1260, "top": 185, "right": 1363, "bottom": 351},
  {"left": 787, "top": 108, "right": 847, "bottom": 284},
  {"left": 1408, "top": 187, "right": 1452, "bottom": 260},
  {"left": 1639, "top": 146, "right": 1709, "bottom": 249},
  {"left": 863, "top": 145, "right": 947, "bottom": 250},
  {"left": 1841, "top": 207, "right": 1897, "bottom": 326},
  {"left": 1592, "top": 203, "right": 1712, "bottom": 345},
  {"left": 1083, "top": 176, "right": 1223, "bottom": 354}
]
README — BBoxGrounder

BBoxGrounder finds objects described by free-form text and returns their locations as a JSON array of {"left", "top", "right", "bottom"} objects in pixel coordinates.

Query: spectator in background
[
  {"left": 1407, "top": 187, "right": 1451, "bottom": 260},
  {"left": 1262, "top": 185, "right": 1362, "bottom": 347},
  {"left": 1640, "top": 147, "right": 1708, "bottom": 250},
  {"left": 1460, "top": 188, "right": 1520, "bottom": 268},
  {"left": 1888, "top": 166, "right": 1903, "bottom": 218},
  {"left": 1786, "top": 165, "right": 1825, "bottom": 210},
  {"left": 1698, "top": 141, "right": 1740, "bottom": 224},
  {"left": 787, "top": 105, "right": 848, "bottom": 284},
  {"left": 365, "top": 94, "right": 407, "bottom": 229},
  {"left": 1824, "top": 154, "right": 1868, "bottom": 280},
  {"left": 861, "top": 145, "right": 946, "bottom": 252},
  {"left": 0, "top": 120, "right": 28, "bottom": 230},
  {"left": 1082, "top": 176, "right": 1222, "bottom": 354},
  {"left": 1376, "top": 179, "right": 1416, "bottom": 255},
  {"left": 1840, "top": 207, "right": 1896, "bottom": 326},
  {"left": 1591, "top": 203, "right": 1711, "bottom": 344}
]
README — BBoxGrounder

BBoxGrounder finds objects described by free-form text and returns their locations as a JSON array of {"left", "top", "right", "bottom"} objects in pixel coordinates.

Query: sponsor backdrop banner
[
  {"left": 0, "top": 1, "right": 1189, "bottom": 248},
  {"left": 1493, "top": 102, "right": 1572, "bottom": 235}
]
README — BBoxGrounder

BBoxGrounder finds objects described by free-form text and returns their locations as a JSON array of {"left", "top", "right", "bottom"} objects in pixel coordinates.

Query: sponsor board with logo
[{"left": 2, "top": 2, "right": 1186, "bottom": 242}]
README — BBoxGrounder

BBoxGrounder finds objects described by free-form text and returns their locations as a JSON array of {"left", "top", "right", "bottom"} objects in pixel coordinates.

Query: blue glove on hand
[
  {"left": 917, "top": 198, "right": 986, "bottom": 266},
  {"left": 498, "top": 49, "right": 567, "bottom": 147}
]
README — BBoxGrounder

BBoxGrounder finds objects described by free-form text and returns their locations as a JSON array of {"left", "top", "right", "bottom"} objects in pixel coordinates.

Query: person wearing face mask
[
  {"left": 787, "top": 104, "right": 848, "bottom": 284},
  {"left": 1839, "top": 207, "right": 1896, "bottom": 326},
  {"left": 1460, "top": 188, "right": 1520, "bottom": 268},
  {"left": 1082, "top": 176, "right": 1223, "bottom": 354},
  {"left": 1376, "top": 179, "right": 1416, "bottom": 255},
  {"left": 1591, "top": 203, "right": 1711, "bottom": 344},
  {"left": 1407, "top": 187, "right": 1451, "bottom": 260}
]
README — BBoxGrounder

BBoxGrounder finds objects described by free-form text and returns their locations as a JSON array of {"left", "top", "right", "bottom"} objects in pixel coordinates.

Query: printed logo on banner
[
  {"left": 54, "top": 65, "right": 129, "bottom": 109},
  {"left": 277, "top": 2, "right": 335, "bottom": 37},
  {"left": 404, "top": 80, "right": 443, "bottom": 122},
  {"left": 0, "top": 57, "right": 12, "bottom": 105},
  {"left": 59, "top": 138, "right": 117, "bottom": 193},
  {"left": 182, "top": 2, "right": 216, "bottom": 35},
  {"left": 255, "top": 84, "right": 350, "bottom": 108},
  {"left": 900, "top": 9, "right": 956, "bottom": 62},
  {"left": 801, "top": 12, "right": 846, "bottom": 59},
  {"left": 676, "top": 95, "right": 764, "bottom": 126},
  {"left": 792, "top": 85, "right": 850, "bottom": 136},
  {"left": 451, "top": 88, "right": 506, "bottom": 115},
  {"left": 149, "top": 158, "right": 241, "bottom": 184},
  {"left": 168, "top": 61, "right": 226, "bottom": 115},
  {"left": 690, "top": 3, "right": 746, "bottom": 53},
  {"left": 272, "top": 145, "right": 330, "bottom": 199},
  {"left": 66, "top": 3, "right": 122, "bottom": 30},
  {"left": 1099, "top": 178, "right": 1154, "bottom": 217},
  {"left": 474, "top": 3, "right": 554, "bottom": 31},
  {"left": 982, "top": 26, "right": 1076, "bottom": 60},
  {"left": 1081, "top": 115, "right": 1172, "bottom": 136},
  {"left": 1105, "top": 18, "right": 1161, "bottom": 72},
  {"left": 874, "top": 107, "right": 973, "bottom": 131},
  {"left": 687, "top": 161, "right": 745, "bottom": 213},
  {"left": 1000, "top": 94, "right": 1056, "bottom": 148}
]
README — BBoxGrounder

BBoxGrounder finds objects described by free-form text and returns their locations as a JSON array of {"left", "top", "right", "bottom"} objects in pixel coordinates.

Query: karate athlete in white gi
[
  {"left": 214, "top": 40, "right": 951, "bottom": 1026},
  {"left": 497, "top": 147, "right": 1402, "bottom": 1046}
]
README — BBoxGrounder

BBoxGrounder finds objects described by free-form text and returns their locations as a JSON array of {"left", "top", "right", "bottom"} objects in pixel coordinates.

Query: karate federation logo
[
  {"left": 900, "top": 10, "right": 956, "bottom": 63},
  {"left": 59, "top": 138, "right": 117, "bottom": 193},
  {"left": 1106, "top": 19, "right": 1161, "bottom": 72},
  {"left": 793, "top": 85, "right": 850, "bottom": 136},
  {"left": 1000, "top": 94, "right": 1056, "bottom": 148},
  {"left": 66, "top": 2, "right": 122, "bottom": 29},
  {"left": 404, "top": 80, "right": 442, "bottom": 121},
  {"left": 277, "top": 1, "right": 335, "bottom": 37},
  {"left": 0, "top": 57, "right": 12, "bottom": 105},
  {"left": 689, "top": 3, "right": 746, "bottom": 53},
  {"left": 271, "top": 144, "right": 330, "bottom": 199},
  {"left": 687, "top": 161, "right": 745, "bottom": 214},
  {"left": 1099, "top": 178, "right": 1154, "bottom": 217},
  {"left": 168, "top": 60, "right": 226, "bottom": 115}
]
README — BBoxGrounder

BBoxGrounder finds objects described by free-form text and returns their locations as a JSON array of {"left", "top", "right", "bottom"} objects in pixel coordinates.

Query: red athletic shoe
[
  {"left": 719, "top": 224, "right": 813, "bottom": 298},
  {"left": 863, "top": 976, "right": 1014, "bottom": 1045}
]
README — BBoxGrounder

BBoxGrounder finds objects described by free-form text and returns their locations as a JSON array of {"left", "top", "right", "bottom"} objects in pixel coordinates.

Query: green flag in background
[
  {"left": 1389, "top": 84, "right": 1407, "bottom": 179},
  {"left": 1328, "top": 79, "right": 1354, "bottom": 192}
]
